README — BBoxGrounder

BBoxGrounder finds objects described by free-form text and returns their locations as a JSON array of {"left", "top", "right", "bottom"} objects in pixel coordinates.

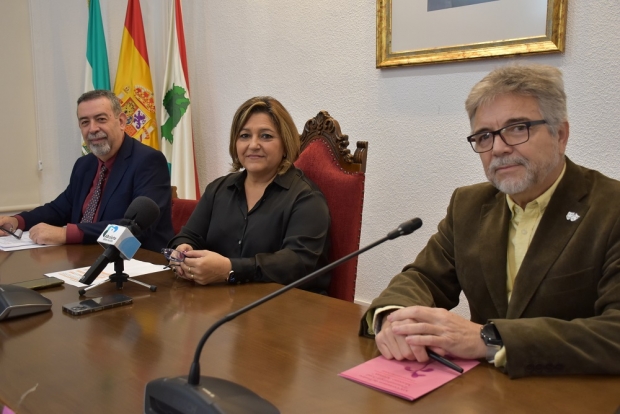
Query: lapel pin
[{"left": 566, "top": 212, "right": 580, "bottom": 222}]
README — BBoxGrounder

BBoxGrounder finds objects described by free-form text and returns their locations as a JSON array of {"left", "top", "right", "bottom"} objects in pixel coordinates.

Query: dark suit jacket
[
  {"left": 19, "top": 135, "right": 174, "bottom": 251},
  {"left": 361, "top": 158, "right": 620, "bottom": 378}
]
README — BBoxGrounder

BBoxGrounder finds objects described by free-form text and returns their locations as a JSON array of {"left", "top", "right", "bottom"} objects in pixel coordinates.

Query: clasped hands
[
  {"left": 170, "top": 243, "right": 232, "bottom": 285},
  {"left": 375, "top": 306, "right": 487, "bottom": 363}
]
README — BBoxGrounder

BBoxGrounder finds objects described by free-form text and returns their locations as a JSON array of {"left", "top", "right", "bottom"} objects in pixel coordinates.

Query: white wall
[
  {"left": 23, "top": 1, "right": 620, "bottom": 312},
  {"left": 0, "top": 0, "right": 40, "bottom": 213}
]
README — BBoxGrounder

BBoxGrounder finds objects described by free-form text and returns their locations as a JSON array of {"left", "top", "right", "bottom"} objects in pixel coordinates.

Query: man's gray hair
[
  {"left": 465, "top": 64, "right": 567, "bottom": 136},
  {"left": 77, "top": 90, "right": 123, "bottom": 118}
]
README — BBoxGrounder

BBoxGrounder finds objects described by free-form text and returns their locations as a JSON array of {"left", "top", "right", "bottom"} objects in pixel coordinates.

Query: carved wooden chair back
[{"left": 294, "top": 111, "right": 367, "bottom": 301}]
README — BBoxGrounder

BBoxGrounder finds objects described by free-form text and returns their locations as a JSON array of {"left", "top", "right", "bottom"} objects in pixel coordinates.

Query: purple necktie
[{"left": 81, "top": 164, "right": 108, "bottom": 223}]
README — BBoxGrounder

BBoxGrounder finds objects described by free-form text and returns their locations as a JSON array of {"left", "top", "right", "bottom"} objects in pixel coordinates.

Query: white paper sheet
[
  {"left": 0, "top": 231, "right": 56, "bottom": 251},
  {"left": 45, "top": 259, "right": 167, "bottom": 287}
]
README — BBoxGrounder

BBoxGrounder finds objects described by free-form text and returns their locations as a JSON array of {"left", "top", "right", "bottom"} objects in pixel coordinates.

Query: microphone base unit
[
  {"left": 144, "top": 375, "right": 279, "bottom": 414},
  {"left": 78, "top": 258, "right": 157, "bottom": 296}
]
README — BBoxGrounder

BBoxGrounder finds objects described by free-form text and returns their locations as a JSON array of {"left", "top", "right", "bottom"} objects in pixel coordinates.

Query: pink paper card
[{"left": 339, "top": 356, "right": 480, "bottom": 401}]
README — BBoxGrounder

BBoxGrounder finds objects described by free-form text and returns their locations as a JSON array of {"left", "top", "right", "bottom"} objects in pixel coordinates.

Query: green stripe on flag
[{"left": 86, "top": 0, "right": 110, "bottom": 90}]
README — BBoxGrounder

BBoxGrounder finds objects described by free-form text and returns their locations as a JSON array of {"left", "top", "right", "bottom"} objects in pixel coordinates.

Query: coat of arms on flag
[
  {"left": 117, "top": 85, "right": 157, "bottom": 144},
  {"left": 113, "top": 0, "right": 159, "bottom": 150}
]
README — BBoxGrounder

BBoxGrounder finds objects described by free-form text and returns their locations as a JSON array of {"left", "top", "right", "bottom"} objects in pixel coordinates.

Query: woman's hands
[
  {"left": 168, "top": 243, "right": 193, "bottom": 278},
  {"left": 172, "top": 244, "right": 232, "bottom": 285}
]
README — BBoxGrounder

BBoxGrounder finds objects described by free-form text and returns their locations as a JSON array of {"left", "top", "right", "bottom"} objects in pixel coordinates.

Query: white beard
[
  {"left": 486, "top": 140, "right": 561, "bottom": 195},
  {"left": 87, "top": 132, "right": 111, "bottom": 158}
]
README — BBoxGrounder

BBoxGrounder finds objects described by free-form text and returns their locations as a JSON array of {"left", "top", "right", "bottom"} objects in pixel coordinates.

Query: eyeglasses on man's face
[{"left": 466, "top": 120, "right": 547, "bottom": 153}]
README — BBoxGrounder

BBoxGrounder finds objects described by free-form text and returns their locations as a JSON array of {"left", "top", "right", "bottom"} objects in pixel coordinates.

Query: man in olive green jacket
[{"left": 361, "top": 64, "right": 620, "bottom": 378}]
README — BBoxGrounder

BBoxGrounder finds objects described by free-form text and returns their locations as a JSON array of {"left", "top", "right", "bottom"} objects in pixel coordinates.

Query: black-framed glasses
[
  {"left": 161, "top": 248, "right": 185, "bottom": 263},
  {"left": 466, "top": 120, "right": 547, "bottom": 153}
]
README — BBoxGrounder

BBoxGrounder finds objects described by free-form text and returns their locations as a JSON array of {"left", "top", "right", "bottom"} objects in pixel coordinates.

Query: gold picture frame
[{"left": 377, "top": 0, "right": 568, "bottom": 68}]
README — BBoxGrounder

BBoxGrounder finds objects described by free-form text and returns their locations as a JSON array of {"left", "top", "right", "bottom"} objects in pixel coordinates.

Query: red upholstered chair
[
  {"left": 171, "top": 195, "right": 199, "bottom": 234},
  {"left": 294, "top": 111, "right": 367, "bottom": 302}
]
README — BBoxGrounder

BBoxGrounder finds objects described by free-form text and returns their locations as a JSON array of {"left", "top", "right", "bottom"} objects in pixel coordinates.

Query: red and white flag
[{"left": 160, "top": 0, "right": 199, "bottom": 199}]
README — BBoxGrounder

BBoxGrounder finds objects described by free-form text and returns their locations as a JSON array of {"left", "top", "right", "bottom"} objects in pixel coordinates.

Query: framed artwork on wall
[{"left": 377, "top": 0, "right": 567, "bottom": 68}]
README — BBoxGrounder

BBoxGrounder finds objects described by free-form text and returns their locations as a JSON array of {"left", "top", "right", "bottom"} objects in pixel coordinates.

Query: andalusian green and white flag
[
  {"left": 161, "top": 0, "right": 199, "bottom": 199},
  {"left": 83, "top": 0, "right": 110, "bottom": 155}
]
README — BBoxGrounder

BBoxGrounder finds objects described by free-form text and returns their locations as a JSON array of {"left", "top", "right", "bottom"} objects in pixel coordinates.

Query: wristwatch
[
  {"left": 480, "top": 321, "right": 503, "bottom": 363},
  {"left": 226, "top": 269, "right": 254, "bottom": 285}
]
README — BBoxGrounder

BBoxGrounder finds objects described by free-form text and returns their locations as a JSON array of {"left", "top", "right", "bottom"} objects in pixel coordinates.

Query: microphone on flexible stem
[
  {"left": 79, "top": 196, "right": 160, "bottom": 285},
  {"left": 144, "top": 218, "right": 423, "bottom": 414}
]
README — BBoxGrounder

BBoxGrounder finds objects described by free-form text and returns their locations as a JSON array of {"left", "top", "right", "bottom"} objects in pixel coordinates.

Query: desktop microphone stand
[
  {"left": 145, "top": 218, "right": 423, "bottom": 414},
  {"left": 78, "top": 258, "right": 157, "bottom": 296}
]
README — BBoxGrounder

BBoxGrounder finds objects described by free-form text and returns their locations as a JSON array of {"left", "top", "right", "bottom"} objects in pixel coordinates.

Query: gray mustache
[
  {"left": 87, "top": 132, "right": 107, "bottom": 141},
  {"left": 488, "top": 157, "right": 527, "bottom": 171}
]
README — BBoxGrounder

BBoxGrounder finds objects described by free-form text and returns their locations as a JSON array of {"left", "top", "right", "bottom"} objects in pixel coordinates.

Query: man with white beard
[
  {"left": 0, "top": 90, "right": 173, "bottom": 251},
  {"left": 361, "top": 64, "right": 620, "bottom": 378}
]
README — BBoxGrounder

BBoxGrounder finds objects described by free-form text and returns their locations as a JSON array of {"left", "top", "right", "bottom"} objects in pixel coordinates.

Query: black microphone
[
  {"left": 121, "top": 195, "right": 161, "bottom": 235},
  {"left": 79, "top": 196, "right": 160, "bottom": 285},
  {"left": 144, "top": 218, "right": 423, "bottom": 414}
]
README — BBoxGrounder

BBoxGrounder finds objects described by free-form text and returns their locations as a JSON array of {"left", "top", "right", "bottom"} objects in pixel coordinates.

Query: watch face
[{"left": 481, "top": 323, "right": 503, "bottom": 346}]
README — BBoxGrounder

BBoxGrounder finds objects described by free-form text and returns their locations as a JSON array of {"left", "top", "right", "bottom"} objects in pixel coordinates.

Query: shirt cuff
[
  {"left": 493, "top": 346, "right": 507, "bottom": 368},
  {"left": 229, "top": 257, "right": 257, "bottom": 283},
  {"left": 14, "top": 215, "right": 25, "bottom": 231},
  {"left": 65, "top": 224, "right": 83, "bottom": 244},
  {"left": 366, "top": 305, "right": 404, "bottom": 336}
]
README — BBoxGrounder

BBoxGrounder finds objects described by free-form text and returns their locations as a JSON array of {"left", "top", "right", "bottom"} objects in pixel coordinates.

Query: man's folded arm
[{"left": 494, "top": 311, "right": 620, "bottom": 378}]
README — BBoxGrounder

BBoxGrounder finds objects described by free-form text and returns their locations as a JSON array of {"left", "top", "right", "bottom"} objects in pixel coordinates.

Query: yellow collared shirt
[
  {"left": 494, "top": 162, "right": 566, "bottom": 366},
  {"left": 506, "top": 163, "right": 566, "bottom": 301}
]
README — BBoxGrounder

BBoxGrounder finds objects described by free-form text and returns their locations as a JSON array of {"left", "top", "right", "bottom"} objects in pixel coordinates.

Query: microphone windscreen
[
  {"left": 399, "top": 218, "right": 423, "bottom": 235},
  {"left": 123, "top": 196, "right": 160, "bottom": 232},
  {"left": 387, "top": 217, "right": 423, "bottom": 240}
]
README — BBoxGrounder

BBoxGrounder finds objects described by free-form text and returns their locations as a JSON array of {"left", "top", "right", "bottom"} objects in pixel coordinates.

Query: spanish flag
[{"left": 114, "top": 0, "right": 159, "bottom": 150}]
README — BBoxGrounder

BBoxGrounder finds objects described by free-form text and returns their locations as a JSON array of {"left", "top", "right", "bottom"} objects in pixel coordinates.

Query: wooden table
[{"left": 1, "top": 245, "right": 619, "bottom": 413}]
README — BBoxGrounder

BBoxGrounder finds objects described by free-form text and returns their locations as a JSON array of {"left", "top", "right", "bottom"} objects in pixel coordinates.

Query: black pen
[
  {"left": 427, "top": 349, "right": 464, "bottom": 374},
  {"left": 0, "top": 226, "right": 23, "bottom": 240}
]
